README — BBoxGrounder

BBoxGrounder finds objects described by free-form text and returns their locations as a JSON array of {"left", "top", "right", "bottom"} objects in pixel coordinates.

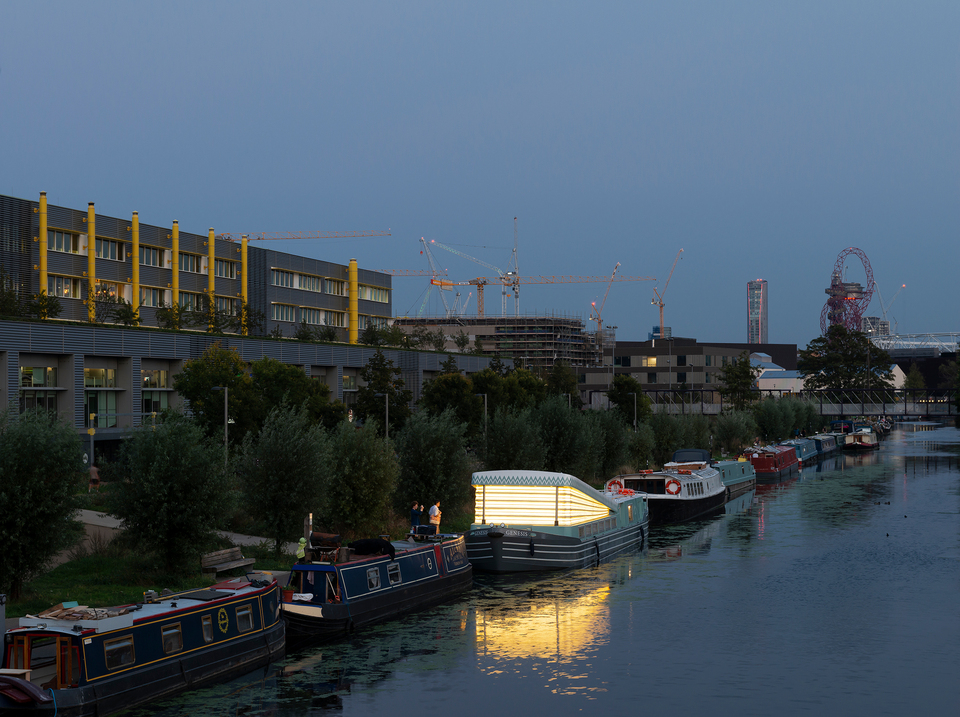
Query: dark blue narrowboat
[
  {"left": 0, "top": 577, "right": 284, "bottom": 716},
  {"left": 282, "top": 535, "right": 472, "bottom": 643},
  {"left": 779, "top": 438, "right": 819, "bottom": 466},
  {"left": 810, "top": 433, "right": 839, "bottom": 457}
]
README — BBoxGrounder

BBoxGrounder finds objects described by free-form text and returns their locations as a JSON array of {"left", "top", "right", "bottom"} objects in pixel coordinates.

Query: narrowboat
[
  {"left": 0, "top": 577, "right": 284, "bottom": 716},
  {"left": 744, "top": 444, "right": 799, "bottom": 482},
  {"left": 841, "top": 428, "right": 880, "bottom": 451},
  {"left": 714, "top": 458, "right": 757, "bottom": 502},
  {"left": 810, "top": 433, "right": 839, "bottom": 456},
  {"left": 282, "top": 532, "right": 472, "bottom": 643},
  {"left": 779, "top": 438, "right": 819, "bottom": 465},
  {"left": 613, "top": 455, "right": 726, "bottom": 525},
  {"left": 465, "top": 470, "right": 649, "bottom": 573}
]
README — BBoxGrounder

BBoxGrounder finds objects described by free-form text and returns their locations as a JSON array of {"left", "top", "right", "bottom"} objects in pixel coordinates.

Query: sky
[{"left": 2, "top": 1, "right": 957, "bottom": 347}]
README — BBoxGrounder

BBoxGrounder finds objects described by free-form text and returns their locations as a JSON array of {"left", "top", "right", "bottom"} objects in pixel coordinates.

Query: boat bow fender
[{"left": 0, "top": 675, "right": 55, "bottom": 705}]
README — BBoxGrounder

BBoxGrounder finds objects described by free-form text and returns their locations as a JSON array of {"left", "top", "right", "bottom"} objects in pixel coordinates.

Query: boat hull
[
  {"left": 465, "top": 522, "right": 646, "bottom": 573},
  {"left": 646, "top": 491, "right": 727, "bottom": 525}
]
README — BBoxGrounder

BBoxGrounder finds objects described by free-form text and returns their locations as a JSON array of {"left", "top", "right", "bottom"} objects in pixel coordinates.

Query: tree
[
  {"left": 232, "top": 299, "right": 265, "bottom": 336},
  {"left": 419, "top": 372, "right": 483, "bottom": 431},
  {"left": 91, "top": 286, "right": 126, "bottom": 324},
  {"left": 470, "top": 336, "right": 485, "bottom": 355},
  {"left": 606, "top": 374, "right": 651, "bottom": 426},
  {"left": 359, "top": 323, "right": 382, "bottom": 346},
  {"left": 395, "top": 410, "right": 472, "bottom": 515},
  {"left": 315, "top": 324, "right": 339, "bottom": 342},
  {"left": 904, "top": 363, "right": 926, "bottom": 390},
  {"left": 381, "top": 324, "right": 410, "bottom": 349},
  {"left": 317, "top": 422, "right": 399, "bottom": 537},
  {"left": 172, "top": 342, "right": 253, "bottom": 443},
  {"left": 429, "top": 328, "right": 447, "bottom": 352},
  {"left": 0, "top": 409, "right": 85, "bottom": 598},
  {"left": 546, "top": 361, "right": 584, "bottom": 409},
  {"left": 195, "top": 293, "right": 234, "bottom": 334},
  {"left": 649, "top": 412, "right": 681, "bottom": 467},
  {"left": 587, "top": 409, "right": 631, "bottom": 483},
  {"left": 111, "top": 298, "right": 139, "bottom": 326},
  {"left": 248, "top": 356, "right": 343, "bottom": 433},
  {"left": 238, "top": 403, "right": 329, "bottom": 558},
  {"left": 110, "top": 416, "right": 229, "bottom": 572},
  {"left": 22, "top": 291, "right": 63, "bottom": 320},
  {"left": 483, "top": 407, "right": 544, "bottom": 471},
  {"left": 718, "top": 351, "right": 761, "bottom": 411},
  {"left": 753, "top": 397, "right": 790, "bottom": 443},
  {"left": 453, "top": 329, "right": 470, "bottom": 353},
  {"left": 501, "top": 367, "right": 546, "bottom": 411},
  {"left": 798, "top": 325, "right": 893, "bottom": 390},
  {"left": 535, "top": 396, "right": 591, "bottom": 476},
  {"left": 0, "top": 266, "right": 23, "bottom": 316},
  {"left": 714, "top": 410, "right": 757, "bottom": 456},
  {"left": 156, "top": 298, "right": 189, "bottom": 330},
  {"left": 354, "top": 349, "right": 413, "bottom": 436},
  {"left": 294, "top": 320, "right": 317, "bottom": 342}
]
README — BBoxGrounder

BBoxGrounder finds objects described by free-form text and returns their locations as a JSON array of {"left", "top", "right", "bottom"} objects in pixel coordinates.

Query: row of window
[
  {"left": 269, "top": 270, "right": 361, "bottom": 299},
  {"left": 271, "top": 304, "right": 349, "bottom": 327},
  {"left": 104, "top": 606, "right": 255, "bottom": 671},
  {"left": 22, "top": 367, "right": 169, "bottom": 389}
]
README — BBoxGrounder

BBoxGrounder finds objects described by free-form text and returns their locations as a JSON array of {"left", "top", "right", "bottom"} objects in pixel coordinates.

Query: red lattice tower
[{"left": 819, "top": 247, "right": 874, "bottom": 334}]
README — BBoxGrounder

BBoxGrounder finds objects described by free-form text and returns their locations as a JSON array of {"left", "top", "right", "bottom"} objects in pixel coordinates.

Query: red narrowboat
[{"left": 744, "top": 445, "right": 799, "bottom": 482}]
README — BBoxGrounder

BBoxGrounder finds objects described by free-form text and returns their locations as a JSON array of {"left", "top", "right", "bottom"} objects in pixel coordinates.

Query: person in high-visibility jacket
[{"left": 296, "top": 537, "right": 307, "bottom": 563}]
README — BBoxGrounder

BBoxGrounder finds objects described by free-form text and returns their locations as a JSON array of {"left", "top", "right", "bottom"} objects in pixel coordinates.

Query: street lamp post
[
  {"left": 628, "top": 392, "right": 637, "bottom": 431},
  {"left": 211, "top": 386, "right": 228, "bottom": 470},
  {"left": 475, "top": 393, "right": 488, "bottom": 443}
]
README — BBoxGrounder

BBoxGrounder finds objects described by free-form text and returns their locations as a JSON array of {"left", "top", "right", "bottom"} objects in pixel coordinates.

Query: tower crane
[
  {"left": 873, "top": 282, "right": 906, "bottom": 332},
  {"left": 652, "top": 249, "right": 683, "bottom": 340},
  {"left": 217, "top": 230, "right": 390, "bottom": 242},
  {"left": 419, "top": 237, "right": 454, "bottom": 317},
  {"left": 429, "top": 239, "right": 516, "bottom": 316},
  {"left": 590, "top": 262, "right": 621, "bottom": 333}
]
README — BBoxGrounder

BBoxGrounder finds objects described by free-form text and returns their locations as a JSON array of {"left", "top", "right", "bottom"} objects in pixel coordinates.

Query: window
[
  {"left": 325, "top": 311, "right": 345, "bottom": 327},
  {"left": 359, "top": 285, "right": 389, "bottom": 303},
  {"left": 20, "top": 367, "right": 58, "bottom": 415},
  {"left": 48, "top": 275, "right": 82, "bottom": 299},
  {"left": 325, "top": 279, "right": 346, "bottom": 296},
  {"left": 94, "top": 281, "right": 122, "bottom": 301},
  {"left": 214, "top": 259, "right": 235, "bottom": 278},
  {"left": 302, "top": 308, "right": 322, "bottom": 325},
  {"left": 272, "top": 304, "right": 296, "bottom": 322},
  {"left": 342, "top": 375, "right": 357, "bottom": 390},
  {"left": 21, "top": 367, "right": 57, "bottom": 387},
  {"left": 705, "top": 373, "right": 712, "bottom": 384},
  {"left": 86, "top": 390, "right": 118, "bottom": 428},
  {"left": 300, "top": 274, "right": 322, "bottom": 292},
  {"left": 641, "top": 356, "right": 657, "bottom": 367},
  {"left": 236, "top": 605, "right": 254, "bottom": 633},
  {"left": 179, "top": 292, "right": 200, "bottom": 311},
  {"left": 202, "top": 616, "right": 213, "bottom": 643},
  {"left": 84, "top": 368, "right": 116, "bottom": 388},
  {"left": 387, "top": 563, "right": 402, "bottom": 585},
  {"left": 362, "top": 315, "right": 388, "bottom": 330},
  {"left": 104, "top": 636, "right": 135, "bottom": 670},
  {"left": 647, "top": 372, "right": 657, "bottom": 384},
  {"left": 216, "top": 296, "right": 237, "bottom": 315},
  {"left": 95, "top": 238, "right": 124, "bottom": 261},
  {"left": 271, "top": 269, "right": 294, "bottom": 287},
  {"left": 179, "top": 253, "right": 201, "bottom": 273},
  {"left": 722, "top": 356, "right": 728, "bottom": 367},
  {"left": 366, "top": 567, "right": 381, "bottom": 590},
  {"left": 677, "top": 355, "right": 687, "bottom": 366},
  {"left": 139, "top": 287, "right": 161, "bottom": 307},
  {"left": 140, "top": 246, "right": 162, "bottom": 267},
  {"left": 47, "top": 230, "right": 81, "bottom": 254},
  {"left": 677, "top": 372, "right": 687, "bottom": 384},
  {"left": 142, "top": 391, "right": 169, "bottom": 415},
  {"left": 705, "top": 354, "right": 712, "bottom": 367},
  {"left": 614, "top": 355, "right": 631, "bottom": 367},
  {"left": 161, "top": 624, "right": 183, "bottom": 654},
  {"left": 628, "top": 504, "right": 634, "bottom": 521}
]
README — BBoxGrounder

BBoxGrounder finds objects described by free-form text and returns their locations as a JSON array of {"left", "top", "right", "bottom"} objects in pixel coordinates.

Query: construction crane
[
  {"left": 590, "top": 262, "right": 621, "bottom": 333},
  {"left": 419, "top": 237, "right": 456, "bottom": 317},
  {"left": 874, "top": 282, "right": 906, "bottom": 332},
  {"left": 652, "top": 249, "right": 683, "bottom": 340},
  {"left": 380, "top": 269, "right": 447, "bottom": 276},
  {"left": 429, "top": 239, "right": 517, "bottom": 316},
  {"left": 217, "top": 230, "right": 391, "bottom": 242},
  {"left": 433, "top": 270, "right": 654, "bottom": 318}
]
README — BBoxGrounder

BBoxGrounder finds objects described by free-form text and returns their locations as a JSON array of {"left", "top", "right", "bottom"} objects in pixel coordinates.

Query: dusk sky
[{"left": 2, "top": 1, "right": 957, "bottom": 347}]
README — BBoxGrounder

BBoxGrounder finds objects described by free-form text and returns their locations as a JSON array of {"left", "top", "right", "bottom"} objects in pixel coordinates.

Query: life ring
[
  {"left": 619, "top": 489, "right": 634, "bottom": 496},
  {"left": 608, "top": 479, "right": 623, "bottom": 493},
  {"left": 665, "top": 479, "right": 681, "bottom": 495}
]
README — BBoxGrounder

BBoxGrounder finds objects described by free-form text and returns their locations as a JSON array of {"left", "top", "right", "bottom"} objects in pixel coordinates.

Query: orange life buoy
[
  {"left": 665, "top": 479, "right": 681, "bottom": 495},
  {"left": 620, "top": 489, "right": 635, "bottom": 496},
  {"left": 678, "top": 469, "right": 691, "bottom": 475},
  {"left": 608, "top": 479, "right": 623, "bottom": 493}
]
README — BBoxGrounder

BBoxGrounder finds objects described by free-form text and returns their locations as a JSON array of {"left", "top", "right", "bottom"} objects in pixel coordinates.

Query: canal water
[{"left": 124, "top": 423, "right": 960, "bottom": 717}]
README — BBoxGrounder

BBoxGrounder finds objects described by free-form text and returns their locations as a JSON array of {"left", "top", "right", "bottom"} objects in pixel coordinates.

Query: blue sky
[{"left": 2, "top": 1, "right": 957, "bottom": 346}]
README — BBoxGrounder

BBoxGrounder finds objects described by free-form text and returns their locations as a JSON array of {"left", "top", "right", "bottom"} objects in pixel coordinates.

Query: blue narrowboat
[
  {"left": 810, "top": 433, "right": 839, "bottom": 456},
  {"left": 714, "top": 458, "right": 757, "bottom": 502},
  {"left": 779, "top": 438, "right": 819, "bottom": 466},
  {"left": 282, "top": 535, "right": 472, "bottom": 643},
  {"left": 0, "top": 578, "right": 284, "bottom": 716}
]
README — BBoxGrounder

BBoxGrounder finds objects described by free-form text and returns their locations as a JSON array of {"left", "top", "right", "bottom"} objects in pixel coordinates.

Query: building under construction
[{"left": 393, "top": 313, "right": 611, "bottom": 370}]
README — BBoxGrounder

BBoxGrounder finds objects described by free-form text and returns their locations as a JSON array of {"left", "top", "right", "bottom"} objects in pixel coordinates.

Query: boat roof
[{"left": 473, "top": 470, "right": 617, "bottom": 510}]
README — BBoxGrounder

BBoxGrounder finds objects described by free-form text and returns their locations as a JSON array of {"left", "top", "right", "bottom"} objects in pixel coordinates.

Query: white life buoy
[
  {"left": 608, "top": 479, "right": 624, "bottom": 493},
  {"left": 665, "top": 479, "right": 681, "bottom": 495}
]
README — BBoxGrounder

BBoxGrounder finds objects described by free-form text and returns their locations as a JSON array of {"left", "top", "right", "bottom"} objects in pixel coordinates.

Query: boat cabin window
[
  {"left": 387, "top": 563, "right": 402, "bottom": 585},
  {"left": 627, "top": 504, "right": 634, "bottom": 522},
  {"left": 367, "top": 567, "right": 381, "bottom": 590},
  {"left": 162, "top": 624, "right": 183, "bottom": 654},
  {"left": 201, "top": 615, "right": 214, "bottom": 643},
  {"left": 236, "top": 605, "right": 254, "bottom": 633},
  {"left": 104, "top": 635, "right": 136, "bottom": 671}
]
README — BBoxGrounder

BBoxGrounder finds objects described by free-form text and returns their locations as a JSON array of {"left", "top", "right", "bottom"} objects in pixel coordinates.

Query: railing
[{"left": 641, "top": 389, "right": 958, "bottom": 417}]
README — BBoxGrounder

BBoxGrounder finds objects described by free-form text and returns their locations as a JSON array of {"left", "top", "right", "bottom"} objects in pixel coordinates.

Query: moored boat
[
  {"left": 0, "top": 577, "right": 284, "bottom": 716},
  {"left": 465, "top": 470, "right": 649, "bottom": 573},
  {"left": 810, "top": 433, "right": 839, "bottom": 456},
  {"left": 612, "top": 456, "right": 726, "bottom": 525},
  {"left": 744, "top": 444, "right": 799, "bottom": 482},
  {"left": 282, "top": 532, "right": 471, "bottom": 644},
  {"left": 714, "top": 458, "right": 757, "bottom": 501},
  {"left": 779, "top": 438, "right": 819, "bottom": 466},
  {"left": 841, "top": 428, "right": 880, "bottom": 451}
]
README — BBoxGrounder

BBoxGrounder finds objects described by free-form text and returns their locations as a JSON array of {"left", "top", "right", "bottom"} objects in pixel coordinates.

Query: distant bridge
[
  {"left": 643, "top": 388, "right": 957, "bottom": 418},
  {"left": 869, "top": 333, "right": 960, "bottom": 352}
]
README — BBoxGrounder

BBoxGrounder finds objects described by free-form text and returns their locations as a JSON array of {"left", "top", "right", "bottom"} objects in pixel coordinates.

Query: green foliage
[
  {"left": 359, "top": 323, "right": 382, "bottom": 346},
  {"left": 0, "top": 266, "right": 23, "bottom": 316},
  {"left": 429, "top": 327, "right": 447, "bottom": 352},
  {"left": 718, "top": 351, "right": 761, "bottom": 410},
  {"left": 249, "top": 357, "right": 344, "bottom": 432},
  {"left": 354, "top": 349, "right": 413, "bottom": 436},
  {"left": 535, "top": 396, "right": 592, "bottom": 476},
  {"left": 318, "top": 422, "right": 399, "bottom": 537},
  {"left": 453, "top": 329, "right": 470, "bottom": 353},
  {"left": 419, "top": 372, "right": 483, "bottom": 432},
  {"left": 627, "top": 422, "right": 656, "bottom": 470},
  {"left": 112, "top": 298, "right": 139, "bottom": 326},
  {"left": 904, "top": 362, "right": 926, "bottom": 390},
  {"left": 607, "top": 374, "right": 651, "bottom": 426},
  {"left": 172, "top": 342, "right": 253, "bottom": 443},
  {"left": 587, "top": 409, "right": 631, "bottom": 482},
  {"left": 237, "top": 403, "right": 329, "bottom": 557},
  {"left": 233, "top": 299, "right": 265, "bottom": 336},
  {"left": 268, "top": 325, "right": 284, "bottom": 339},
  {"left": 798, "top": 325, "right": 894, "bottom": 390},
  {"left": 471, "top": 336, "right": 485, "bottom": 354},
  {"left": 753, "top": 397, "right": 790, "bottom": 443},
  {"left": 395, "top": 410, "right": 473, "bottom": 514},
  {"left": 713, "top": 411, "right": 758, "bottom": 456},
  {"left": 294, "top": 319, "right": 318, "bottom": 342},
  {"left": 676, "top": 414, "right": 711, "bottom": 451},
  {"left": 483, "top": 407, "right": 545, "bottom": 471},
  {"left": 381, "top": 324, "right": 411, "bottom": 349},
  {"left": 545, "top": 361, "right": 583, "bottom": 408},
  {"left": 315, "top": 325, "right": 339, "bottom": 342},
  {"left": 440, "top": 354, "right": 460, "bottom": 374},
  {"left": 23, "top": 291, "right": 63, "bottom": 320},
  {"left": 649, "top": 412, "right": 681, "bottom": 467},
  {"left": 109, "top": 417, "right": 229, "bottom": 572},
  {"left": 502, "top": 368, "right": 546, "bottom": 410},
  {"left": 0, "top": 409, "right": 85, "bottom": 598},
  {"left": 471, "top": 367, "right": 508, "bottom": 417}
]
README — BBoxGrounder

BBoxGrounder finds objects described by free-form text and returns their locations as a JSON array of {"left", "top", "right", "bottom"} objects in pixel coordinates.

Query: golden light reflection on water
[{"left": 475, "top": 585, "right": 611, "bottom": 696}]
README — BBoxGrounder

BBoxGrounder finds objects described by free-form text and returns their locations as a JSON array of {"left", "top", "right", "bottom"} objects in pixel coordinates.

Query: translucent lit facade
[{"left": 747, "top": 279, "right": 768, "bottom": 344}]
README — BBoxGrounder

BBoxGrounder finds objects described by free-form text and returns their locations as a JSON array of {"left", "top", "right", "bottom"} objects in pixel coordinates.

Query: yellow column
[
  {"left": 171, "top": 220, "right": 179, "bottom": 306},
  {"left": 241, "top": 235, "right": 249, "bottom": 335},
  {"left": 207, "top": 228, "right": 216, "bottom": 329},
  {"left": 349, "top": 258, "right": 359, "bottom": 344},
  {"left": 87, "top": 203, "right": 96, "bottom": 321},
  {"left": 131, "top": 212, "right": 140, "bottom": 316},
  {"left": 38, "top": 192, "right": 48, "bottom": 297}
]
